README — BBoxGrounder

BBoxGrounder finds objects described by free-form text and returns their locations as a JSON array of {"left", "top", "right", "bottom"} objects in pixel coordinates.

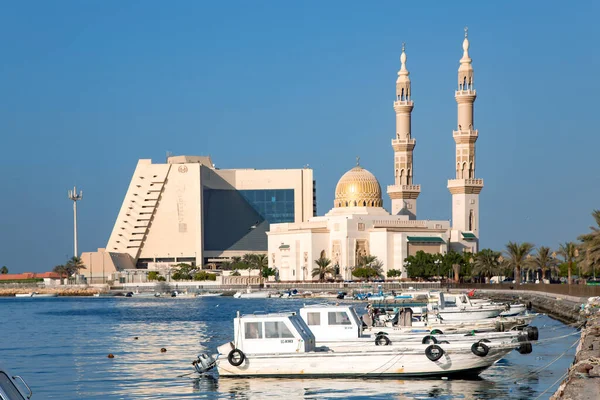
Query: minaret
[
  {"left": 448, "top": 28, "right": 484, "bottom": 248},
  {"left": 387, "top": 43, "right": 421, "bottom": 219}
]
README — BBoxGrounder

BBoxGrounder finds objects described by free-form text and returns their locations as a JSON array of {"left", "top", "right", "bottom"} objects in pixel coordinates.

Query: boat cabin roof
[{"left": 230, "top": 312, "right": 316, "bottom": 354}]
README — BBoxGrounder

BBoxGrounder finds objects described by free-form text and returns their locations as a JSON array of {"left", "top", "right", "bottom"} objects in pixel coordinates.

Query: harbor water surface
[{"left": 0, "top": 296, "right": 579, "bottom": 399}]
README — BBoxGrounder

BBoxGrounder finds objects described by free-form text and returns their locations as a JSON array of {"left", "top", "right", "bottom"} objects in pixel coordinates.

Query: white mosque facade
[{"left": 267, "top": 32, "right": 483, "bottom": 281}]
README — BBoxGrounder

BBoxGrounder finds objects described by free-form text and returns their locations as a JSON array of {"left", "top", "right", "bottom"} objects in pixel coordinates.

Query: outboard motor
[{"left": 193, "top": 353, "right": 217, "bottom": 374}]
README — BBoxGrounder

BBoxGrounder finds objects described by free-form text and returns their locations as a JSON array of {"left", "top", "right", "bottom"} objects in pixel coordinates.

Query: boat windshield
[{"left": 0, "top": 372, "right": 26, "bottom": 400}]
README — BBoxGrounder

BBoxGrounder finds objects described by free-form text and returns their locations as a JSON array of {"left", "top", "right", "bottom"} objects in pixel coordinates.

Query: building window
[{"left": 358, "top": 223, "right": 365, "bottom": 231}]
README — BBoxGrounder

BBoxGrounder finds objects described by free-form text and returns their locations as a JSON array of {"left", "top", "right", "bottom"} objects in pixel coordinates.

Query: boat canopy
[
  {"left": 299, "top": 305, "right": 363, "bottom": 341},
  {"left": 229, "top": 312, "right": 316, "bottom": 354}
]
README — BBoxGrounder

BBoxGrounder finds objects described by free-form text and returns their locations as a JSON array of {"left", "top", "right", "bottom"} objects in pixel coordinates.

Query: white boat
[
  {"left": 14, "top": 292, "right": 57, "bottom": 298},
  {"left": 233, "top": 287, "right": 270, "bottom": 299},
  {"left": 430, "top": 293, "right": 504, "bottom": 321},
  {"left": 197, "top": 292, "right": 224, "bottom": 297},
  {"left": 192, "top": 311, "right": 518, "bottom": 378},
  {"left": 298, "top": 304, "right": 537, "bottom": 346}
]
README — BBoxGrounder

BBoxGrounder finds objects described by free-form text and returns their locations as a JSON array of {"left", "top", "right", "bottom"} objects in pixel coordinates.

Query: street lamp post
[
  {"left": 575, "top": 248, "right": 580, "bottom": 284},
  {"left": 67, "top": 186, "right": 83, "bottom": 258},
  {"left": 434, "top": 259, "right": 441, "bottom": 282}
]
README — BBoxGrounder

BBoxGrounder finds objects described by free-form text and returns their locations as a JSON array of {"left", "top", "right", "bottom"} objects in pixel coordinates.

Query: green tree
[
  {"left": 578, "top": 210, "right": 600, "bottom": 278},
  {"left": 171, "top": 263, "right": 195, "bottom": 280},
  {"left": 530, "top": 246, "right": 558, "bottom": 283},
  {"left": 254, "top": 254, "right": 269, "bottom": 285},
  {"left": 404, "top": 251, "right": 434, "bottom": 279},
  {"left": 312, "top": 255, "right": 334, "bottom": 282},
  {"left": 471, "top": 249, "right": 501, "bottom": 282},
  {"left": 503, "top": 242, "right": 535, "bottom": 285},
  {"left": 558, "top": 242, "right": 579, "bottom": 284},
  {"left": 147, "top": 271, "right": 159, "bottom": 281},
  {"left": 441, "top": 251, "right": 469, "bottom": 281},
  {"left": 230, "top": 270, "right": 241, "bottom": 276},
  {"left": 193, "top": 271, "right": 217, "bottom": 281},
  {"left": 357, "top": 255, "right": 377, "bottom": 268},
  {"left": 65, "top": 256, "right": 86, "bottom": 276},
  {"left": 261, "top": 267, "right": 276, "bottom": 279},
  {"left": 387, "top": 269, "right": 402, "bottom": 278},
  {"left": 0, "top": 266, "right": 8, "bottom": 274},
  {"left": 352, "top": 267, "right": 379, "bottom": 280},
  {"left": 354, "top": 255, "right": 384, "bottom": 280}
]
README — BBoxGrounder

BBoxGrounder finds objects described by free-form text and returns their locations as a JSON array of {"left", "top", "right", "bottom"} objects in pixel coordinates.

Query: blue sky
[{"left": 1, "top": 1, "right": 599, "bottom": 273}]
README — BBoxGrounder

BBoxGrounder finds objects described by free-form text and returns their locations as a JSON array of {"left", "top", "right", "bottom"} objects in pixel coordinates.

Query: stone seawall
[
  {"left": 461, "top": 288, "right": 600, "bottom": 398},
  {"left": 550, "top": 299, "right": 600, "bottom": 400},
  {"left": 455, "top": 288, "right": 584, "bottom": 323}
]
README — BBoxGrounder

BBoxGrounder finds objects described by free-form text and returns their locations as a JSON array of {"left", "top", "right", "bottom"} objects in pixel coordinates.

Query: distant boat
[
  {"left": 15, "top": 292, "right": 58, "bottom": 298},
  {"left": 233, "top": 287, "right": 270, "bottom": 299},
  {"left": 197, "top": 292, "right": 223, "bottom": 297}
]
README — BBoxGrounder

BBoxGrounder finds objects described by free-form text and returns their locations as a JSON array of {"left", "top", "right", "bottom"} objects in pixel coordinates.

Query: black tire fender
[
  {"left": 526, "top": 326, "right": 539, "bottom": 341},
  {"left": 422, "top": 335, "right": 438, "bottom": 344},
  {"left": 430, "top": 329, "right": 443, "bottom": 335},
  {"left": 518, "top": 342, "right": 533, "bottom": 354},
  {"left": 438, "top": 340, "right": 450, "bottom": 344},
  {"left": 471, "top": 341, "right": 490, "bottom": 357},
  {"left": 375, "top": 334, "right": 391, "bottom": 346},
  {"left": 227, "top": 349, "right": 245, "bottom": 366},
  {"left": 425, "top": 344, "right": 444, "bottom": 362}
]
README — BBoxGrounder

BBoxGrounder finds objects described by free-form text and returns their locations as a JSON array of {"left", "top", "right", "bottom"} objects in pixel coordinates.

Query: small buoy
[
  {"left": 108, "top": 354, "right": 114, "bottom": 358},
  {"left": 160, "top": 348, "right": 167, "bottom": 353},
  {"left": 134, "top": 337, "right": 139, "bottom": 340}
]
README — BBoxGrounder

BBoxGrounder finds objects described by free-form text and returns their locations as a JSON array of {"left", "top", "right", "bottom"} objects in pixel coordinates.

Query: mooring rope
[
  {"left": 495, "top": 337, "right": 580, "bottom": 384},
  {"left": 532, "top": 370, "right": 569, "bottom": 400}
]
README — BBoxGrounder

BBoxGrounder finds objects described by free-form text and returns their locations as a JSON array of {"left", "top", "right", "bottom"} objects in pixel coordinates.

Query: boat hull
[
  {"left": 434, "top": 308, "right": 502, "bottom": 321},
  {"left": 216, "top": 344, "right": 513, "bottom": 378},
  {"left": 234, "top": 292, "right": 270, "bottom": 299}
]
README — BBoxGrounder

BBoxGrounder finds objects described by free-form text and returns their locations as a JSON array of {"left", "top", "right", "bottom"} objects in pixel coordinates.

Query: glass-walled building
[{"left": 81, "top": 155, "right": 316, "bottom": 278}]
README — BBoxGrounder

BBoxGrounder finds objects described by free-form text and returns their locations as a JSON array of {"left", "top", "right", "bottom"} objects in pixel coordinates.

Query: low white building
[{"left": 267, "top": 164, "right": 452, "bottom": 281}]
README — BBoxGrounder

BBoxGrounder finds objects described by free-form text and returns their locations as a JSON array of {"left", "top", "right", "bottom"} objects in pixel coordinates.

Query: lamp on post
[
  {"left": 526, "top": 254, "right": 532, "bottom": 283},
  {"left": 551, "top": 252, "right": 557, "bottom": 281}
]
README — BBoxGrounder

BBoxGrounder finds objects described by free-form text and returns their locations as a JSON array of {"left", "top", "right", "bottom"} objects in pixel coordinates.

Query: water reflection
[
  {"left": 0, "top": 297, "right": 579, "bottom": 399},
  {"left": 200, "top": 376, "right": 507, "bottom": 399}
]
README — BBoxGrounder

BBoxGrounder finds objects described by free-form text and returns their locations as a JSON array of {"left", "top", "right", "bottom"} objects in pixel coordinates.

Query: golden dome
[{"left": 334, "top": 165, "right": 383, "bottom": 208}]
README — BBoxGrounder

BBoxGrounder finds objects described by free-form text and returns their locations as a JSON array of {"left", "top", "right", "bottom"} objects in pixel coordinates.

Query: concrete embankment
[{"left": 0, "top": 287, "right": 100, "bottom": 297}]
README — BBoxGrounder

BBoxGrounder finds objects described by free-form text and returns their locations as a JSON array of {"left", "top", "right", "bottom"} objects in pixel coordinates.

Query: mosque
[{"left": 266, "top": 31, "right": 483, "bottom": 281}]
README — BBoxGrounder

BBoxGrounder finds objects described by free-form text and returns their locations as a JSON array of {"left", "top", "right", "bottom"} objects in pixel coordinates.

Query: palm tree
[
  {"left": 242, "top": 253, "right": 256, "bottom": 285},
  {"left": 357, "top": 255, "right": 377, "bottom": 268},
  {"left": 558, "top": 242, "right": 579, "bottom": 285},
  {"left": 52, "top": 265, "right": 68, "bottom": 285},
  {"left": 503, "top": 242, "right": 535, "bottom": 285},
  {"left": 578, "top": 210, "right": 600, "bottom": 278},
  {"left": 0, "top": 266, "right": 8, "bottom": 274},
  {"left": 254, "top": 254, "right": 268, "bottom": 285},
  {"left": 65, "top": 256, "right": 86, "bottom": 277},
  {"left": 530, "top": 246, "right": 558, "bottom": 283},
  {"left": 312, "top": 255, "right": 334, "bottom": 282},
  {"left": 471, "top": 249, "right": 501, "bottom": 282}
]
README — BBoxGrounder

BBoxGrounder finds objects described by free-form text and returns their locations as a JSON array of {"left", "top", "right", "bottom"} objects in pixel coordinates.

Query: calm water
[{"left": 0, "top": 296, "right": 579, "bottom": 399}]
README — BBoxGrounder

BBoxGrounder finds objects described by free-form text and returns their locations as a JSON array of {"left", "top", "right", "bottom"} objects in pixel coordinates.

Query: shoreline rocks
[{"left": 550, "top": 297, "right": 600, "bottom": 399}]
